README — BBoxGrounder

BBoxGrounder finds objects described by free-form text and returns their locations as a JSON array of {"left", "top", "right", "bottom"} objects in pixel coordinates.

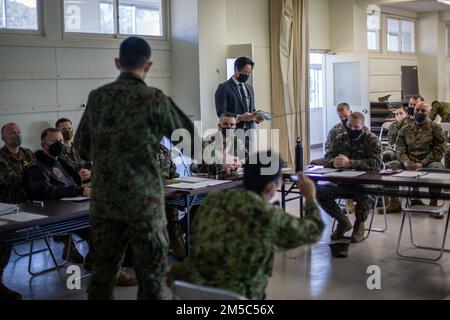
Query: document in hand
[{"left": 255, "top": 110, "right": 272, "bottom": 123}]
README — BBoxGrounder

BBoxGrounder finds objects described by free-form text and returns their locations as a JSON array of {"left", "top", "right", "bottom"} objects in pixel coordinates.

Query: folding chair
[
  {"left": 172, "top": 281, "right": 248, "bottom": 300},
  {"left": 379, "top": 121, "right": 395, "bottom": 147},
  {"left": 396, "top": 168, "right": 450, "bottom": 261}
]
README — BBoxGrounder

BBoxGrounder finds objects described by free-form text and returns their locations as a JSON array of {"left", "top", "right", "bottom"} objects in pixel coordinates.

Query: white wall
[
  {"left": 309, "top": 0, "right": 330, "bottom": 51},
  {"left": 0, "top": 0, "right": 172, "bottom": 150},
  {"left": 197, "top": 0, "right": 271, "bottom": 132}
]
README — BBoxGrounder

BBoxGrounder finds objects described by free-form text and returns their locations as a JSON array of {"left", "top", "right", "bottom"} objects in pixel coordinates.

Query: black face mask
[
  {"left": 221, "top": 128, "right": 234, "bottom": 137},
  {"left": 48, "top": 141, "right": 64, "bottom": 157},
  {"left": 407, "top": 106, "right": 415, "bottom": 116},
  {"left": 346, "top": 127, "right": 363, "bottom": 140},
  {"left": 237, "top": 73, "right": 249, "bottom": 83},
  {"left": 341, "top": 118, "right": 348, "bottom": 126},
  {"left": 415, "top": 113, "right": 427, "bottom": 123}
]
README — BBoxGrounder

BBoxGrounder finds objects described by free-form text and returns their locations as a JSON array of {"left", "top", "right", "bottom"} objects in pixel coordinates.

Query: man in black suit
[{"left": 215, "top": 57, "right": 264, "bottom": 132}]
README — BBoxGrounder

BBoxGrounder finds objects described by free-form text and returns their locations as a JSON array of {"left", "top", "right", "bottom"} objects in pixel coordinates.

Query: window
[
  {"left": 64, "top": 0, "right": 163, "bottom": 37},
  {"left": 0, "top": 0, "right": 39, "bottom": 31},
  {"left": 309, "top": 53, "right": 325, "bottom": 110},
  {"left": 387, "top": 18, "right": 415, "bottom": 53},
  {"left": 367, "top": 12, "right": 380, "bottom": 51}
]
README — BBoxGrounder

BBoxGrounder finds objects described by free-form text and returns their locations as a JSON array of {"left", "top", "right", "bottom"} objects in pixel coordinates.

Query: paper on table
[
  {"left": 0, "top": 212, "right": 47, "bottom": 223},
  {"left": 306, "top": 168, "right": 339, "bottom": 174},
  {"left": 0, "top": 203, "right": 18, "bottom": 214},
  {"left": 418, "top": 173, "right": 450, "bottom": 180},
  {"left": 167, "top": 180, "right": 229, "bottom": 190},
  {"left": 0, "top": 220, "right": 8, "bottom": 226},
  {"left": 61, "top": 196, "right": 90, "bottom": 202},
  {"left": 173, "top": 176, "right": 211, "bottom": 183},
  {"left": 324, "top": 171, "right": 367, "bottom": 178},
  {"left": 393, "top": 171, "right": 427, "bottom": 178}
]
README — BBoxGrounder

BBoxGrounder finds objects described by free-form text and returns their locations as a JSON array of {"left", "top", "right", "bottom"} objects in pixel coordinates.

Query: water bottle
[{"left": 295, "top": 138, "right": 303, "bottom": 173}]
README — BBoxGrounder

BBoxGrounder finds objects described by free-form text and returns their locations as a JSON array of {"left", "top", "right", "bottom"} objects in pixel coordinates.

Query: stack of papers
[
  {"left": 0, "top": 203, "right": 19, "bottom": 216},
  {"left": 167, "top": 180, "right": 229, "bottom": 190},
  {"left": 324, "top": 171, "right": 367, "bottom": 178},
  {"left": 306, "top": 168, "right": 338, "bottom": 174},
  {"left": 393, "top": 171, "right": 427, "bottom": 178},
  {"left": 0, "top": 212, "right": 47, "bottom": 223}
]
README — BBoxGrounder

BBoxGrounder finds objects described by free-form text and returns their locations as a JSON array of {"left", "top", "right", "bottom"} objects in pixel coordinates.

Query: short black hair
[
  {"left": 220, "top": 112, "right": 236, "bottom": 120},
  {"left": 234, "top": 57, "right": 254, "bottom": 71},
  {"left": 411, "top": 95, "right": 425, "bottom": 102},
  {"left": 55, "top": 118, "right": 72, "bottom": 128},
  {"left": 119, "top": 37, "right": 152, "bottom": 70},
  {"left": 243, "top": 151, "right": 282, "bottom": 195},
  {"left": 41, "top": 128, "right": 60, "bottom": 141}
]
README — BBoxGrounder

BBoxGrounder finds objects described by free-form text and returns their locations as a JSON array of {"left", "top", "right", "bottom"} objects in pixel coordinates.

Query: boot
[
  {"left": 116, "top": 269, "right": 137, "bottom": 287},
  {"left": 62, "top": 241, "right": 84, "bottom": 264},
  {"left": 379, "top": 197, "right": 401, "bottom": 214},
  {"left": 331, "top": 216, "right": 352, "bottom": 241},
  {"left": 351, "top": 220, "right": 366, "bottom": 243},
  {"left": 411, "top": 199, "right": 426, "bottom": 206},
  {"left": 0, "top": 281, "right": 22, "bottom": 300}
]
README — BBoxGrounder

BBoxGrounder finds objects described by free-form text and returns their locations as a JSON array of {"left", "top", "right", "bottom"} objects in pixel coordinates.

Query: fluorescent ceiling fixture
[{"left": 437, "top": 0, "right": 450, "bottom": 6}]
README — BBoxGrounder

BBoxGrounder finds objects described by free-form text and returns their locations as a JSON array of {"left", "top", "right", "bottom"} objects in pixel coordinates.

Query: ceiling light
[{"left": 438, "top": 0, "right": 450, "bottom": 6}]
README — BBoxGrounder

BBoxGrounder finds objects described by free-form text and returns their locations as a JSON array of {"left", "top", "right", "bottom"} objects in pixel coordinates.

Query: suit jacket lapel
[{"left": 229, "top": 78, "right": 246, "bottom": 113}]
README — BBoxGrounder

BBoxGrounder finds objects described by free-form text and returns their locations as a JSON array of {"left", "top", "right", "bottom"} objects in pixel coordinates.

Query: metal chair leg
[{"left": 396, "top": 207, "right": 450, "bottom": 262}]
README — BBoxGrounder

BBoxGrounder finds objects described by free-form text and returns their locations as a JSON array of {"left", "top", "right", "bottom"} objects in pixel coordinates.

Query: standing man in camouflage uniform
[
  {"left": 0, "top": 123, "right": 34, "bottom": 300},
  {"left": 75, "top": 37, "right": 195, "bottom": 300},
  {"left": 317, "top": 112, "right": 382, "bottom": 243},
  {"left": 385, "top": 102, "right": 446, "bottom": 218},
  {"left": 167, "top": 154, "right": 324, "bottom": 300},
  {"left": 157, "top": 144, "right": 186, "bottom": 261},
  {"left": 382, "top": 107, "right": 407, "bottom": 163}
]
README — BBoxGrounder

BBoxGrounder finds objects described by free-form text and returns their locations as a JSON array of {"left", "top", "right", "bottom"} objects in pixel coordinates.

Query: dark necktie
[{"left": 239, "top": 83, "right": 248, "bottom": 112}]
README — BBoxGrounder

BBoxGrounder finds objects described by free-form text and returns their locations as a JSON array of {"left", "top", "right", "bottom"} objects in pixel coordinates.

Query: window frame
[
  {"left": 62, "top": 0, "right": 168, "bottom": 41},
  {"left": 367, "top": 13, "right": 381, "bottom": 52},
  {"left": 309, "top": 52, "right": 325, "bottom": 110},
  {"left": 386, "top": 16, "right": 416, "bottom": 55},
  {"left": 0, "top": 0, "right": 44, "bottom": 35}
]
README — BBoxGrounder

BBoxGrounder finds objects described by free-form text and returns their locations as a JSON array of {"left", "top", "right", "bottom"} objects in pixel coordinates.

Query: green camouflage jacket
[
  {"left": 169, "top": 188, "right": 324, "bottom": 300},
  {"left": 0, "top": 146, "right": 35, "bottom": 203},
  {"left": 74, "top": 72, "right": 195, "bottom": 227},
  {"left": 158, "top": 144, "right": 179, "bottom": 180},
  {"left": 396, "top": 119, "right": 446, "bottom": 166},
  {"left": 324, "top": 131, "right": 382, "bottom": 171},
  {"left": 431, "top": 101, "right": 450, "bottom": 123},
  {"left": 60, "top": 142, "right": 92, "bottom": 172}
]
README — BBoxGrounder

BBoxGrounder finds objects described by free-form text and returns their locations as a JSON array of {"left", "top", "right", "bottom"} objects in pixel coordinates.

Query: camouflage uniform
[
  {"left": 317, "top": 131, "right": 382, "bottom": 223},
  {"left": 431, "top": 102, "right": 450, "bottom": 168},
  {"left": 158, "top": 144, "right": 186, "bottom": 260},
  {"left": 60, "top": 143, "right": 92, "bottom": 172},
  {"left": 386, "top": 119, "right": 446, "bottom": 170},
  {"left": 310, "top": 122, "right": 346, "bottom": 165},
  {"left": 382, "top": 120, "right": 401, "bottom": 163},
  {"left": 167, "top": 188, "right": 324, "bottom": 300},
  {"left": 431, "top": 101, "right": 450, "bottom": 123},
  {"left": 0, "top": 146, "right": 35, "bottom": 281},
  {"left": 192, "top": 130, "right": 245, "bottom": 179},
  {"left": 75, "top": 72, "right": 195, "bottom": 300}
]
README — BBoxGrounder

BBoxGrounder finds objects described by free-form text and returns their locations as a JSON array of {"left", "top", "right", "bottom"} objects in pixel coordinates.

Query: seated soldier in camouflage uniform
[
  {"left": 54, "top": 118, "right": 92, "bottom": 262},
  {"left": 317, "top": 112, "right": 382, "bottom": 243},
  {"left": 167, "top": 153, "right": 324, "bottom": 300},
  {"left": 431, "top": 101, "right": 450, "bottom": 169},
  {"left": 382, "top": 107, "right": 407, "bottom": 163},
  {"left": 192, "top": 112, "right": 245, "bottom": 179},
  {"left": 0, "top": 123, "right": 34, "bottom": 300},
  {"left": 310, "top": 103, "right": 352, "bottom": 166},
  {"left": 385, "top": 102, "right": 446, "bottom": 218},
  {"left": 157, "top": 144, "right": 186, "bottom": 261}
]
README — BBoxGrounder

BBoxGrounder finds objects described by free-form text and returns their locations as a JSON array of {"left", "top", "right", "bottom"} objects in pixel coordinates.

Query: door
[{"left": 325, "top": 52, "right": 369, "bottom": 134}]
